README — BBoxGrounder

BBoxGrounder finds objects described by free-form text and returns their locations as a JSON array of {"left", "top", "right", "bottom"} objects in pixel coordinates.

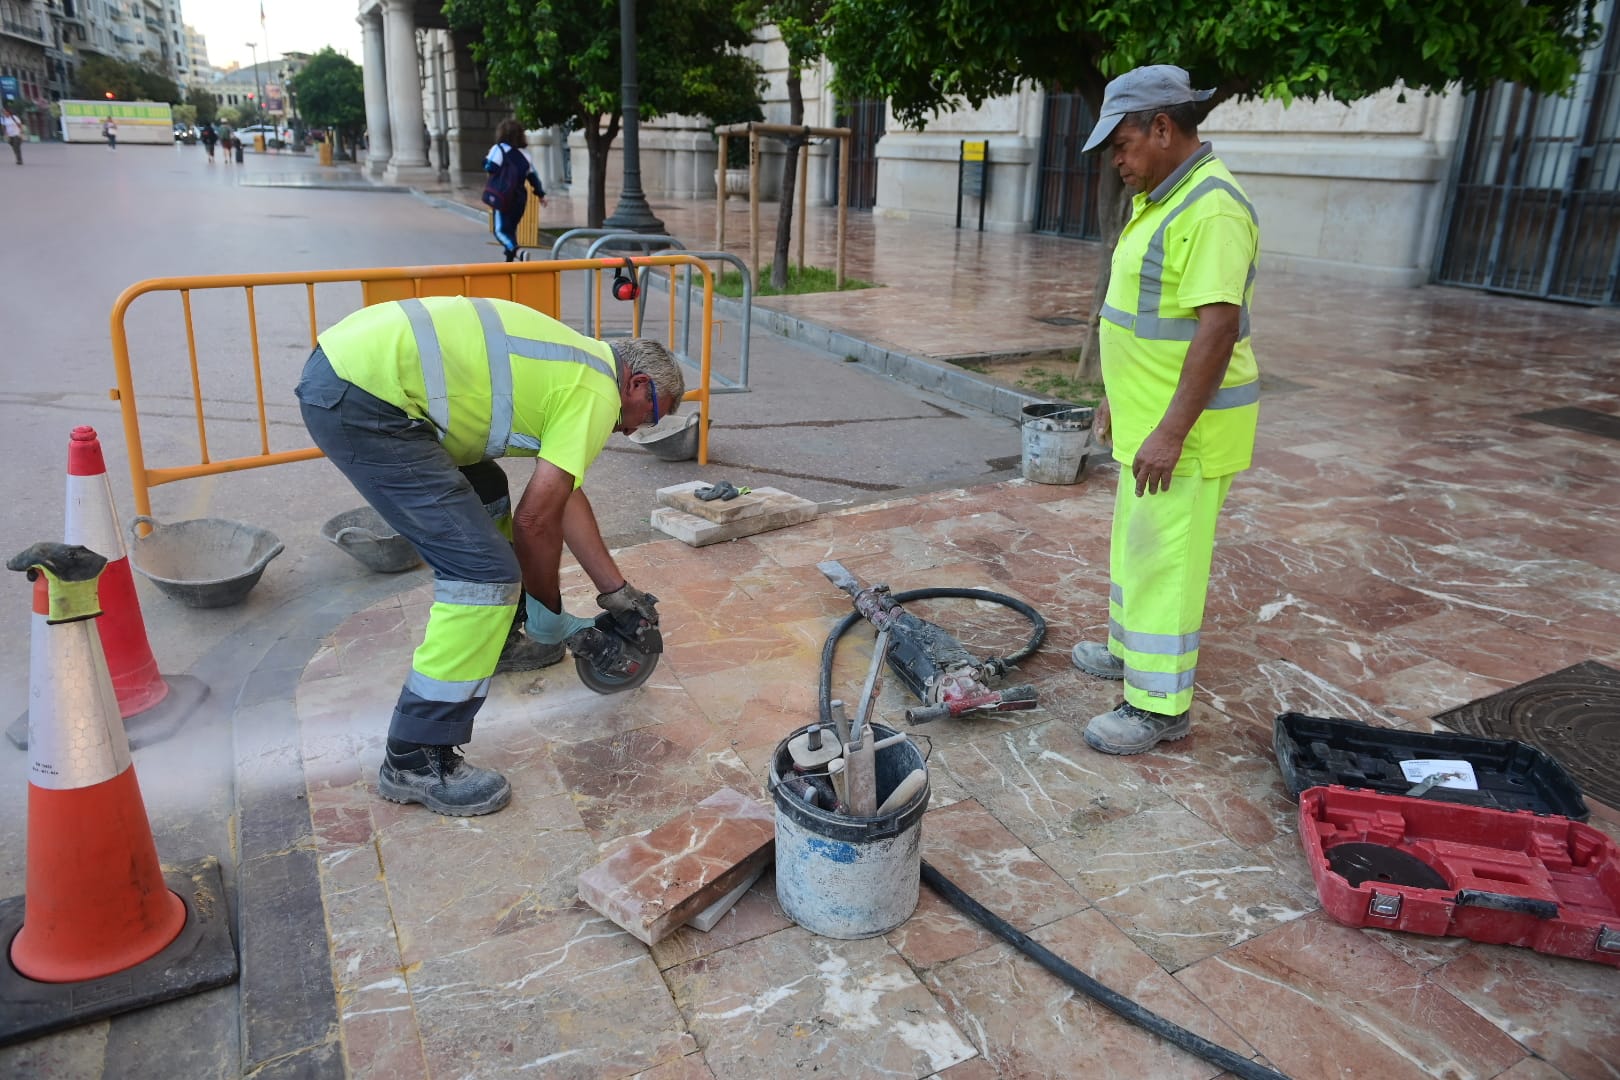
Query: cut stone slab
[
  {"left": 685, "top": 863, "right": 767, "bottom": 933},
  {"left": 650, "top": 485, "right": 818, "bottom": 547},
  {"left": 578, "top": 787, "right": 776, "bottom": 945}
]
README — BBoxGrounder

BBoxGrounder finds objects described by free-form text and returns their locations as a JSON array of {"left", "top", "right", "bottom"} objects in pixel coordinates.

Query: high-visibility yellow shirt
[
  {"left": 1100, "top": 146, "right": 1260, "bottom": 478},
  {"left": 318, "top": 296, "right": 620, "bottom": 485}
]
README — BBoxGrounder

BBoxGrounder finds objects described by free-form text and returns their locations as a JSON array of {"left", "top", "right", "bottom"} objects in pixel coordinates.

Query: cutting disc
[
  {"left": 573, "top": 625, "right": 663, "bottom": 694},
  {"left": 1326, "top": 842, "right": 1448, "bottom": 889}
]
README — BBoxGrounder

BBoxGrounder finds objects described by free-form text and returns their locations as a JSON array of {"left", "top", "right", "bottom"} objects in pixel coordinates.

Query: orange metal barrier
[{"left": 108, "top": 256, "right": 716, "bottom": 519}]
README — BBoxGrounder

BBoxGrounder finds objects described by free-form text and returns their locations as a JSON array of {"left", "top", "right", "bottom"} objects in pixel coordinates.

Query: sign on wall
[{"left": 59, "top": 100, "right": 175, "bottom": 144}]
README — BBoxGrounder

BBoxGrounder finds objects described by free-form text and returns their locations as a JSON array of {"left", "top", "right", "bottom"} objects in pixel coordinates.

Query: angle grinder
[{"left": 565, "top": 596, "right": 663, "bottom": 694}]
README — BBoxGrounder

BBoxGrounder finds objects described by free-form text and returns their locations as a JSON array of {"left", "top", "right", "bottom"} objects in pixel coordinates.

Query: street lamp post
[
  {"left": 245, "top": 42, "right": 262, "bottom": 128},
  {"left": 602, "top": 0, "right": 664, "bottom": 234}
]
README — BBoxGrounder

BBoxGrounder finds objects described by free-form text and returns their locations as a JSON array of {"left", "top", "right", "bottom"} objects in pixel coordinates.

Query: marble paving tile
[
  {"left": 649, "top": 870, "right": 794, "bottom": 971},
  {"left": 411, "top": 907, "right": 698, "bottom": 1080},
  {"left": 1175, "top": 914, "right": 1528, "bottom": 1080},
  {"left": 338, "top": 976, "right": 429, "bottom": 1080},
  {"left": 576, "top": 787, "right": 775, "bottom": 945},
  {"left": 375, "top": 790, "right": 598, "bottom": 966},
  {"left": 886, "top": 798, "right": 1090, "bottom": 969},
  {"left": 1432, "top": 946, "right": 1620, "bottom": 1080},
  {"left": 1034, "top": 801, "right": 1318, "bottom": 971},
  {"left": 629, "top": 1054, "right": 717, "bottom": 1080},
  {"left": 924, "top": 907, "right": 1257, "bottom": 1080},
  {"left": 549, "top": 712, "right": 762, "bottom": 843},
  {"left": 665, "top": 926, "right": 977, "bottom": 1079}
]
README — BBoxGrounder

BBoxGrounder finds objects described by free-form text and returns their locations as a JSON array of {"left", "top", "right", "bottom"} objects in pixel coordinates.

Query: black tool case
[{"left": 1273, "top": 711, "right": 1589, "bottom": 820}]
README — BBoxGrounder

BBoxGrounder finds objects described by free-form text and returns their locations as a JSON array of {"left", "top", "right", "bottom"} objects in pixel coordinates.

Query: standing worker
[
  {"left": 483, "top": 119, "right": 547, "bottom": 262},
  {"left": 1068, "top": 65, "right": 1260, "bottom": 755},
  {"left": 3, "top": 104, "right": 23, "bottom": 164},
  {"left": 296, "top": 296, "right": 684, "bottom": 816}
]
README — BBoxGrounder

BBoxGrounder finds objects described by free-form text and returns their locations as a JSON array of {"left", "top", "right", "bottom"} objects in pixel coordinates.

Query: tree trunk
[
  {"left": 1075, "top": 164, "right": 1130, "bottom": 382},
  {"left": 581, "top": 111, "right": 620, "bottom": 229},
  {"left": 771, "top": 69, "right": 805, "bottom": 292}
]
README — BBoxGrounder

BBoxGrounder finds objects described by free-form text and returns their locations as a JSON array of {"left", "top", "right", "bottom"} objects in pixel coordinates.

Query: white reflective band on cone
[
  {"left": 28, "top": 608, "right": 131, "bottom": 789},
  {"left": 65, "top": 471, "right": 127, "bottom": 561}
]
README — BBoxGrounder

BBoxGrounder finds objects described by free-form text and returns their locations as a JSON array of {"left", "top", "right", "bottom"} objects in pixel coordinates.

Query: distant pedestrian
[
  {"left": 483, "top": 119, "right": 547, "bottom": 262},
  {"left": 2, "top": 105, "right": 22, "bottom": 165},
  {"left": 200, "top": 122, "right": 218, "bottom": 162},
  {"left": 218, "top": 122, "right": 234, "bottom": 164},
  {"left": 102, "top": 116, "right": 118, "bottom": 150}
]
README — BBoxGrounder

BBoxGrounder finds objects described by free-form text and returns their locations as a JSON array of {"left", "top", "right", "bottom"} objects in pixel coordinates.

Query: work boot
[
  {"left": 378, "top": 740, "right": 511, "bottom": 816},
  {"left": 493, "top": 623, "right": 567, "bottom": 673},
  {"left": 1071, "top": 641, "right": 1124, "bottom": 680},
  {"left": 1083, "top": 702, "right": 1191, "bottom": 755}
]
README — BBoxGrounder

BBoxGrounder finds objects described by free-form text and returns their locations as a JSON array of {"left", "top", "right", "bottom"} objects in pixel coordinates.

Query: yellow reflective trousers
[{"left": 1107, "top": 463, "right": 1233, "bottom": 716}]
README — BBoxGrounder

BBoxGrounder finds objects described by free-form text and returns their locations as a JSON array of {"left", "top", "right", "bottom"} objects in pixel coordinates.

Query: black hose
[
  {"left": 817, "top": 587, "right": 1046, "bottom": 727},
  {"left": 920, "top": 861, "right": 1291, "bottom": 1080}
]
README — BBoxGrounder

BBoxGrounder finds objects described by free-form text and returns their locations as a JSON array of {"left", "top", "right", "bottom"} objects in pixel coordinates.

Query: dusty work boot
[
  {"left": 493, "top": 622, "right": 566, "bottom": 674},
  {"left": 1071, "top": 641, "right": 1125, "bottom": 680},
  {"left": 378, "top": 740, "right": 512, "bottom": 816},
  {"left": 1083, "top": 702, "right": 1191, "bottom": 755}
]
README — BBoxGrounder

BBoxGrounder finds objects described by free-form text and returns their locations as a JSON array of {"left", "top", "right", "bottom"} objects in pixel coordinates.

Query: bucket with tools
[
  {"left": 768, "top": 712, "right": 929, "bottom": 939},
  {"left": 1020, "top": 403, "right": 1094, "bottom": 485}
]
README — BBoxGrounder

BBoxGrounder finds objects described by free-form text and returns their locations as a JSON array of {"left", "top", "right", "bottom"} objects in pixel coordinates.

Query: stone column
[
  {"left": 359, "top": 6, "right": 392, "bottom": 176},
  {"left": 381, "top": 0, "right": 435, "bottom": 184}
]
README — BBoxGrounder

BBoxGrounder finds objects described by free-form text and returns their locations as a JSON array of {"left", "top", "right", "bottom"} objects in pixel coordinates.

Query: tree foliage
[
  {"left": 443, "top": 0, "right": 765, "bottom": 227},
  {"left": 72, "top": 54, "right": 182, "bottom": 103},
  {"left": 825, "top": 0, "right": 1602, "bottom": 125},
  {"left": 291, "top": 47, "right": 366, "bottom": 145},
  {"left": 186, "top": 86, "right": 218, "bottom": 126}
]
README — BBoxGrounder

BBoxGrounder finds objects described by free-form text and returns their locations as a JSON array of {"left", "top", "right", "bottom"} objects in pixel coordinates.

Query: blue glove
[{"left": 524, "top": 595, "right": 595, "bottom": 645}]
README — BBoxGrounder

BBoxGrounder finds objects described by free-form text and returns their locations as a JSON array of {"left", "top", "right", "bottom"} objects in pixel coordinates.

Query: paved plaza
[{"left": 0, "top": 141, "right": 1617, "bottom": 1079}]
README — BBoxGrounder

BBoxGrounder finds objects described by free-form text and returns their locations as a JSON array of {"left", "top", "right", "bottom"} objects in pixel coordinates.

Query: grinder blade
[
  {"left": 1325, "top": 842, "right": 1448, "bottom": 890},
  {"left": 570, "top": 610, "right": 663, "bottom": 695},
  {"left": 574, "top": 647, "right": 658, "bottom": 693}
]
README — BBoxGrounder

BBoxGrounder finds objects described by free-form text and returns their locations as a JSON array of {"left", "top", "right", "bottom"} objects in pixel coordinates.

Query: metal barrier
[
  {"left": 660, "top": 251, "right": 753, "bottom": 394},
  {"left": 108, "top": 256, "right": 718, "bottom": 519},
  {"left": 576, "top": 233, "right": 688, "bottom": 337}
]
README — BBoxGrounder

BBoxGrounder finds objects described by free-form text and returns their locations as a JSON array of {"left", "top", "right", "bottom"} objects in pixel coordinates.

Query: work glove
[
  {"left": 597, "top": 581, "right": 659, "bottom": 624},
  {"left": 523, "top": 594, "right": 595, "bottom": 645}
]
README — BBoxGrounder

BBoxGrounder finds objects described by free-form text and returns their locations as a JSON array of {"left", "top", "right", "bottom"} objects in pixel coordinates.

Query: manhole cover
[
  {"left": 1518, "top": 406, "right": 1620, "bottom": 442},
  {"left": 1433, "top": 660, "right": 1620, "bottom": 810}
]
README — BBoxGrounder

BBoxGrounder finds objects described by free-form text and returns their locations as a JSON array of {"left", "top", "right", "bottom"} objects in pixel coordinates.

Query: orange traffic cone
[
  {"left": 7, "top": 543, "right": 185, "bottom": 982},
  {"left": 65, "top": 426, "right": 168, "bottom": 717}
]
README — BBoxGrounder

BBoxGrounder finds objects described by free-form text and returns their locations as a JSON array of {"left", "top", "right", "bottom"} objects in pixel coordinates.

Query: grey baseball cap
[{"left": 1082, "top": 65, "right": 1214, "bottom": 153}]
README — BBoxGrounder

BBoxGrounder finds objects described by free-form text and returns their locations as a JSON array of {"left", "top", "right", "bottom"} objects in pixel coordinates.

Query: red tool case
[
  {"left": 1276, "top": 714, "right": 1620, "bottom": 966},
  {"left": 1299, "top": 787, "right": 1620, "bottom": 966}
]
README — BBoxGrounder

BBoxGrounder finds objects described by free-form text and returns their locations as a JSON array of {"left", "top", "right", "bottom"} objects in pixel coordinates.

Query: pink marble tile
[
  {"left": 1175, "top": 913, "right": 1528, "bottom": 1080},
  {"left": 648, "top": 870, "right": 794, "bottom": 971},
  {"left": 577, "top": 787, "right": 775, "bottom": 945}
]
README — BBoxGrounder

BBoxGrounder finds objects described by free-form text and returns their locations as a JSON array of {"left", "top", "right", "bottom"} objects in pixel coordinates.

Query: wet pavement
[{"left": 3, "top": 143, "right": 1620, "bottom": 1079}]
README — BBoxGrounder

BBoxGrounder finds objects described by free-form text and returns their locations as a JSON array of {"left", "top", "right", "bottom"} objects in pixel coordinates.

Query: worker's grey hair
[
  {"left": 1120, "top": 101, "right": 1202, "bottom": 138},
  {"left": 611, "top": 338, "right": 686, "bottom": 415}
]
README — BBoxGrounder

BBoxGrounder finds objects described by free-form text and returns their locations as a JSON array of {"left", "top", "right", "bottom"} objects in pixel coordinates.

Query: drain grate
[
  {"left": 1434, "top": 660, "right": 1620, "bottom": 811},
  {"left": 1518, "top": 406, "right": 1620, "bottom": 442}
]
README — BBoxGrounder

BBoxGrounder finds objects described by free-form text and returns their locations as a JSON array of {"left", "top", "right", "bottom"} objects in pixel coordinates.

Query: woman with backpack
[{"left": 483, "top": 119, "right": 547, "bottom": 262}]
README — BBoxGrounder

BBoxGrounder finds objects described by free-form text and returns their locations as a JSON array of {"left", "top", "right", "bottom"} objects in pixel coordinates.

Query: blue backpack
[{"left": 482, "top": 146, "right": 528, "bottom": 215}]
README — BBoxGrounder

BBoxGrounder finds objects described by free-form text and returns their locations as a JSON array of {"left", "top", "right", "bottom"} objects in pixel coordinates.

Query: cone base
[
  {"left": 7, "top": 673, "right": 209, "bottom": 753},
  {"left": 0, "top": 858, "right": 239, "bottom": 1048}
]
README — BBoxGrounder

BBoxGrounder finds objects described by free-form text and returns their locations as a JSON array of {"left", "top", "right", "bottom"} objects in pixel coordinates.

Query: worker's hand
[
  {"left": 1093, "top": 397, "right": 1111, "bottom": 448},
  {"left": 597, "top": 581, "right": 659, "bottom": 624},
  {"left": 524, "top": 594, "right": 595, "bottom": 644},
  {"left": 1131, "top": 427, "right": 1184, "bottom": 497}
]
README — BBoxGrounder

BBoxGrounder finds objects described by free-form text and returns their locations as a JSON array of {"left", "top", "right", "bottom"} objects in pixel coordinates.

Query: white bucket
[
  {"left": 1021, "top": 403, "right": 1094, "bottom": 485},
  {"left": 769, "top": 722, "right": 928, "bottom": 939}
]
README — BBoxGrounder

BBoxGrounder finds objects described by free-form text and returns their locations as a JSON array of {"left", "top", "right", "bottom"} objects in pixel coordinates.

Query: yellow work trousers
[{"left": 1108, "top": 462, "right": 1233, "bottom": 716}]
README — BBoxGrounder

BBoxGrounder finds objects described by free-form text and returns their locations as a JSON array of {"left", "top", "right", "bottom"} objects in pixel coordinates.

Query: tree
[
  {"left": 762, "top": 2, "right": 830, "bottom": 290},
  {"left": 187, "top": 86, "right": 218, "bottom": 126},
  {"left": 824, "top": 0, "right": 1602, "bottom": 375},
  {"left": 291, "top": 47, "right": 365, "bottom": 151},
  {"left": 73, "top": 54, "right": 182, "bottom": 103},
  {"left": 444, "top": 0, "right": 766, "bottom": 227}
]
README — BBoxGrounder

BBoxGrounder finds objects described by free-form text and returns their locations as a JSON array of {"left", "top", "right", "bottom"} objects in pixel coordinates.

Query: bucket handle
[
  {"left": 245, "top": 538, "right": 287, "bottom": 574},
  {"left": 331, "top": 526, "right": 376, "bottom": 547},
  {"left": 128, "top": 514, "right": 164, "bottom": 541}
]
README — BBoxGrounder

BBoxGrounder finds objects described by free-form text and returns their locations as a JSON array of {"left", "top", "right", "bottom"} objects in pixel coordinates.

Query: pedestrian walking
[
  {"left": 482, "top": 119, "right": 547, "bottom": 262},
  {"left": 1068, "top": 65, "right": 1261, "bottom": 755},
  {"left": 295, "top": 296, "right": 683, "bottom": 816},
  {"left": 102, "top": 115, "right": 117, "bottom": 150},
  {"left": 2, "top": 105, "right": 23, "bottom": 165},
  {"left": 218, "top": 122, "right": 233, "bottom": 164},
  {"left": 199, "top": 122, "right": 218, "bottom": 162}
]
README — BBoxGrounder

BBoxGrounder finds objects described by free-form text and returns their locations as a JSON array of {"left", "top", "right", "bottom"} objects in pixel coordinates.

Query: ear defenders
[{"left": 611, "top": 257, "right": 640, "bottom": 302}]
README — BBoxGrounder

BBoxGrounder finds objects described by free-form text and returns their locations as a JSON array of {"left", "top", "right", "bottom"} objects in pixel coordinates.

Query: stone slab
[
  {"left": 577, "top": 788, "right": 776, "bottom": 945},
  {"left": 650, "top": 500, "right": 819, "bottom": 548},
  {"left": 656, "top": 481, "right": 801, "bottom": 524},
  {"left": 685, "top": 862, "right": 768, "bottom": 933}
]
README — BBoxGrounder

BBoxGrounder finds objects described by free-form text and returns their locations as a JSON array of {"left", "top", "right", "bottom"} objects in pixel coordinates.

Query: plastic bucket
[
  {"left": 1021, "top": 403, "right": 1094, "bottom": 485},
  {"left": 769, "top": 721, "right": 928, "bottom": 939}
]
